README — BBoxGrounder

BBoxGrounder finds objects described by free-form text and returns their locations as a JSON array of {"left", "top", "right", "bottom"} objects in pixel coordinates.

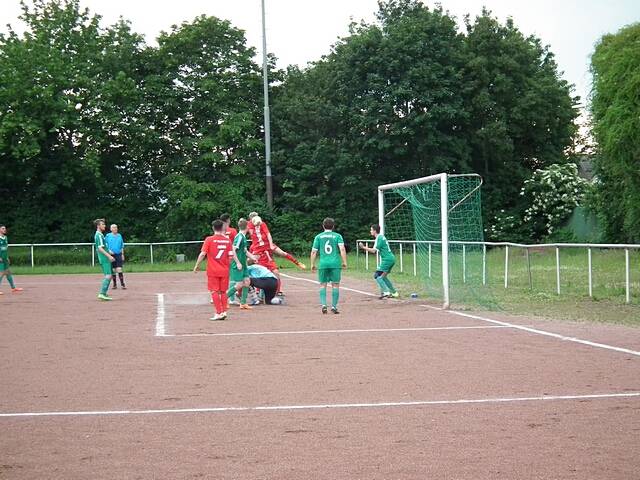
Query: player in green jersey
[
  {"left": 358, "top": 224, "right": 399, "bottom": 299},
  {"left": 310, "top": 218, "right": 347, "bottom": 314},
  {"left": 94, "top": 219, "right": 115, "bottom": 301},
  {"left": 227, "top": 218, "right": 259, "bottom": 309},
  {"left": 0, "top": 225, "right": 24, "bottom": 294}
]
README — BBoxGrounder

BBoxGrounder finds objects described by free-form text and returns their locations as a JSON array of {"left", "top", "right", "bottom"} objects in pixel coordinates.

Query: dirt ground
[{"left": 1, "top": 272, "right": 639, "bottom": 479}]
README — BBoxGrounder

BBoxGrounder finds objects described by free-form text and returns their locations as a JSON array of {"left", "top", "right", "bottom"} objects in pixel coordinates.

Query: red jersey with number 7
[{"left": 201, "top": 234, "right": 232, "bottom": 276}]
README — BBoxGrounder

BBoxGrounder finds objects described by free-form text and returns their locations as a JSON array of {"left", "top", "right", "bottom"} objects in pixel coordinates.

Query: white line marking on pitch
[
  {"left": 167, "top": 325, "right": 513, "bottom": 337},
  {"left": 2, "top": 391, "right": 639, "bottom": 419},
  {"left": 420, "top": 305, "right": 640, "bottom": 358},
  {"left": 281, "top": 273, "right": 377, "bottom": 297},
  {"left": 155, "top": 293, "right": 166, "bottom": 337}
]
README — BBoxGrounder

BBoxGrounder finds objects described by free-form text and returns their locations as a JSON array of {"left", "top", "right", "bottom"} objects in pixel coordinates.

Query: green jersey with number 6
[{"left": 312, "top": 231, "right": 344, "bottom": 269}]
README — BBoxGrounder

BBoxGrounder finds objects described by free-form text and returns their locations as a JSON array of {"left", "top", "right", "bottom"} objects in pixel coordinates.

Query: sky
[{"left": 2, "top": 0, "right": 639, "bottom": 119}]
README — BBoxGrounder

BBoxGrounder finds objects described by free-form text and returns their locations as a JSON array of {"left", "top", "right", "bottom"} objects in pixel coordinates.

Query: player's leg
[
  {"left": 208, "top": 275, "right": 223, "bottom": 318},
  {"left": 98, "top": 260, "right": 113, "bottom": 300},
  {"left": 318, "top": 268, "right": 329, "bottom": 313},
  {"left": 116, "top": 254, "right": 126, "bottom": 289},
  {"left": 330, "top": 268, "right": 342, "bottom": 313},
  {"left": 220, "top": 275, "right": 230, "bottom": 317},
  {"left": 380, "top": 263, "right": 398, "bottom": 297},
  {"left": 373, "top": 270, "right": 390, "bottom": 298},
  {"left": 272, "top": 245, "right": 306, "bottom": 269},
  {"left": 262, "top": 278, "right": 278, "bottom": 304},
  {"left": 110, "top": 257, "right": 117, "bottom": 289},
  {"left": 2, "top": 267, "right": 22, "bottom": 292},
  {"left": 239, "top": 276, "right": 252, "bottom": 309}
]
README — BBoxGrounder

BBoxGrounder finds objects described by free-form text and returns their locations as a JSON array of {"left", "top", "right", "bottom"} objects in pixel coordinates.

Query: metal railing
[
  {"left": 11, "top": 241, "right": 203, "bottom": 268},
  {"left": 356, "top": 239, "right": 640, "bottom": 304}
]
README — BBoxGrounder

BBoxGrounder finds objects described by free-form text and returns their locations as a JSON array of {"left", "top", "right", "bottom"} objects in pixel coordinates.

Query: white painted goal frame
[{"left": 378, "top": 173, "right": 483, "bottom": 310}]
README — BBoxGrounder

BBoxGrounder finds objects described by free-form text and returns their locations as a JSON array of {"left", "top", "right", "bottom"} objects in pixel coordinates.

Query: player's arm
[
  {"left": 230, "top": 246, "right": 243, "bottom": 270},
  {"left": 339, "top": 243, "right": 347, "bottom": 269},
  {"left": 357, "top": 242, "right": 377, "bottom": 254},
  {"left": 263, "top": 224, "right": 276, "bottom": 250},
  {"left": 310, "top": 248, "right": 318, "bottom": 272},
  {"left": 193, "top": 251, "right": 207, "bottom": 272},
  {"left": 121, "top": 236, "right": 125, "bottom": 261},
  {"left": 98, "top": 238, "right": 114, "bottom": 262}
]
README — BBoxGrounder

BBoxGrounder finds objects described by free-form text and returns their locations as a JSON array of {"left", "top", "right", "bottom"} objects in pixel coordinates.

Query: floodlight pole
[{"left": 261, "top": 0, "right": 274, "bottom": 209}]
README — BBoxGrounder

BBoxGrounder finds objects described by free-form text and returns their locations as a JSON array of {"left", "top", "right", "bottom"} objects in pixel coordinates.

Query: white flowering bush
[{"left": 521, "top": 163, "right": 589, "bottom": 238}]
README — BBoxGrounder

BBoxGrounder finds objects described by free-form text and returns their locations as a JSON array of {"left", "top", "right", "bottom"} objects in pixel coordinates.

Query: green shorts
[
  {"left": 318, "top": 268, "right": 341, "bottom": 284},
  {"left": 99, "top": 261, "right": 112, "bottom": 275},
  {"left": 230, "top": 267, "right": 249, "bottom": 283},
  {"left": 378, "top": 259, "right": 395, "bottom": 273}
]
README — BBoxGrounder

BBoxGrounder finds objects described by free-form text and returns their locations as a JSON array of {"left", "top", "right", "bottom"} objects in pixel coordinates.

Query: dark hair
[
  {"left": 323, "top": 217, "right": 335, "bottom": 230},
  {"left": 219, "top": 213, "right": 231, "bottom": 223},
  {"left": 238, "top": 218, "right": 248, "bottom": 230},
  {"left": 212, "top": 219, "right": 224, "bottom": 232},
  {"left": 94, "top": 218, "right": 105, "bottom": 227},
  {"left": 371, "top": 224, "right": 381, "bottom": 234},
  {"left": 0, "top": 224, "right": 5, "bottom": 229}
]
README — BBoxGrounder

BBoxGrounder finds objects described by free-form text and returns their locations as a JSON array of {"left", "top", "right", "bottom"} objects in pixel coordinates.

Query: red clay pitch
[{"left": 1, "top": 272, "right": 639, "bottom": 479}]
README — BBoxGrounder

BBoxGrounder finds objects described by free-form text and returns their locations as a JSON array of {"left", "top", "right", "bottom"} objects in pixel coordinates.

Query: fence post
[
  {"left": 30, "top": 245, "right": 35, "bottom": 268},
  {"left": 462, "top": 244, "right": 466, "bottom": 283},
  {"left": 625, "top": 249, "right": 630, "bottom": 304},
  {"left": 588, "top": 248, "right": 593, "bottom": 298},
  {"left": 504, "top": 246, "right": 509, "bottom": 288},
  {"left": 482, "top": 244, "right": 486, "bottom": 286},
  {"left": 91, "top": 244, "right": 95, "bottom": 267},
  {"left": 356, "top": 241, "right": 359, "bottom": 268},
  {"left": 556, "top": 247, "right": 561, "bottom": 295},
  {"left": 428, "top": 243, "right": 432, "bottom": 278},
  {"left": 526, "top": 247, "right": 532, "bottom": 289},
  {"left": 150, "top": 244, "right": 154, "bottom": 264},
  {"left": 413, "top": 243, "right": 417, "bottom": 276},
  {"left": 399, "top": 243, "right": 403, "bottom": 273}
]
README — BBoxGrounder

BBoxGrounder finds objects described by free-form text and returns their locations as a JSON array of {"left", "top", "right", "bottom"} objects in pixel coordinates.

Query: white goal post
[{"left": 378, "top": 173, "right": 483, "bottom": 309}]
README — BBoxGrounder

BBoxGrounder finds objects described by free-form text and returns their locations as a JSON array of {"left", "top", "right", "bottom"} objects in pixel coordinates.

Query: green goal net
[{"left": 379, "top": 174, "right": 491, "bottom": 308}]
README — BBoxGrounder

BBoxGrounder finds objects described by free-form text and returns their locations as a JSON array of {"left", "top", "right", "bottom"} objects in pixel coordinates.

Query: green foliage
[{"left": 590, "top": 23, "right": 640, "bottom": 242}]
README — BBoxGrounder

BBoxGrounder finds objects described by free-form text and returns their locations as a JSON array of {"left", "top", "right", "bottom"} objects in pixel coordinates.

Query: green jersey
[
  {"left": 231, "top": 232, "right": 247, "bottom": 270},
  {"left": 94, "top": 231, "right": 109, "bottom": 264},
  {"left": 0, "top": 235, "right": 8, "bottom": 263},
  {"left": 374, "top": 234, "right": 395, "bottom": 262},
  {"left": 312, "top": 230, "right": 344, "bottom": 269}
]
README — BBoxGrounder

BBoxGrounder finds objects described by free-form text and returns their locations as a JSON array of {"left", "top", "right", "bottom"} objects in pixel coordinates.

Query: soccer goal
[{"left": 378, "top": 173, "right": 485, "bottom": 309}]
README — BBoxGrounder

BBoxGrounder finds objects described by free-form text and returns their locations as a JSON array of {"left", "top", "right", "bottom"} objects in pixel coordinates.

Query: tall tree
[{"left": 590, "top": 23, "right": 640, "bottom": 242}]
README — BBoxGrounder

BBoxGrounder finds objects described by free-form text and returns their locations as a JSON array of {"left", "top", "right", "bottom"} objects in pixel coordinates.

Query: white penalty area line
[
  {"left": 2, "top": 391, "right": 639, "bottom": 419},
  {"left": 281, "top": 272, "right": 377, "bottom": 297},
  {"left": 421, "top": 305, "right": 640, "bottom": 358},
  {"left": 155, "top": 293, "right": 166, "bottom": 337},
  {"left": 167, "top": 325, "right": 513, "bottom": 338}
]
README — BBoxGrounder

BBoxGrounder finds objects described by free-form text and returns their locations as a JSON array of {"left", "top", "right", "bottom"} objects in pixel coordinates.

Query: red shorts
[
  {"left": 257, "top": 250, "right": 278, "bottom": 272},
  {"left": 207, "top": 275, "right": 229, "bottom": 292}
]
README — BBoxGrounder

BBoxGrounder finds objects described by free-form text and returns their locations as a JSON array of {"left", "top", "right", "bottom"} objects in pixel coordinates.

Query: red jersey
[
  {"left": 225, "top": 227, "right": 237, "bottom": 243},
  {"left": 248, "top": 222, "right": 272, "bottom": 253},
  {"left": 201, "top": 234, "right": 233, "bottom": 276}
]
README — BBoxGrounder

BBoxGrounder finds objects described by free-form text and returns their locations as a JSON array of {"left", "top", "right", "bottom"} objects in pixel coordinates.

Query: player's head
[
  {"left": 0, "top": 225, "right": 6, "bottom": 235},
  {"left": 212, "top": 219, "right": 224, "bottom": 233},
  {"left": 370, "top": 224, "right": 381, "bottom": 236},
  {"left": 110, "top": 224, "right": 118, "bottom": 234},
  {"left": 219, "top": 213, "right": 231, "bottom": 227},
  {"left": 248, "top": 211, "right": 259, "bottom": 220},
  {"left": 237, "top": 218, "right": 248, "bottom": 233},
  {"left": 94, "top": 218, "right": 106, "bottom": 231},
  {"left": 251, "top": 215, "right": 262, "bottom": 226},
  {"left": 323, "top": 218, "right": 335, "bottom": 230}
]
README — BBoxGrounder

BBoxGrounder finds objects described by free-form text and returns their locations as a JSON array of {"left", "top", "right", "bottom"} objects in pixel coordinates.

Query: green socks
[
  {"left": 100, "top": 278, "right": 110, "bottom": 295},
  {"left": 319, "top": 286, "right": 327, "bottom": 306},
  {"left": 240, "top": 287, "right": 248, "bottom": 304},
  {"left": 382, "top": 276, "right": 396, "bottom": 294},
  {"left": 0, "top": 274, "right": 15, "bottom": 288},
  {"left": 227, "top": 286, "right": 236, "bottom": 298},
  {"left": 375, "top": 276, "right": 388, "bottom": 293},
  {"left": 331, "top": 288, "right": 339, "bottom": 308}
]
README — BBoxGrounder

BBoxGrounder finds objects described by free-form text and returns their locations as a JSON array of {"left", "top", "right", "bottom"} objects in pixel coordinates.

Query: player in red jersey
[
  {"left": 193, "top": 219, "right": 242, "bottom": 321},
  {"left": 219, "top": 213, "right": 237, "bottom": 243},
  {"left": 247, "top": 212, "right": 306, "bottom": 295}
]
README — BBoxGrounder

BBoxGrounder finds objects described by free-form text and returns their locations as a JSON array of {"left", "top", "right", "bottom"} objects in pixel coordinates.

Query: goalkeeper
[{"left": 358, "top": 224, "right": 399, "bottom": 299}]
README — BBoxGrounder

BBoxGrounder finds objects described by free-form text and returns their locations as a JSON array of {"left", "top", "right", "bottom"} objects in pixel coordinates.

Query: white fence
[
  {"left": 11, "top": 241, "right": 203, "bottom": 267},
  {"left": 356, "top": 240, "right": 640, "bottom": 304}
]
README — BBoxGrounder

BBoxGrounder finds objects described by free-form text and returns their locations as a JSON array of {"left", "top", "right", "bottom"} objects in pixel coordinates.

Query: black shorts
[
  {"left": 111, "top": 253, "right": 124, "bottom": 269},
  {"left": 250, "top": 277, "right": 278, "bottom": 304}
]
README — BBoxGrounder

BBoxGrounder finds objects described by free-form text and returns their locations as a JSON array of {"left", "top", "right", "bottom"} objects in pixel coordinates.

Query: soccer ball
[
  {"left": 270, "top": 297, "right": 283, "bottom": 305},
  {"left": 251, "top": 215, "right": 262, "bottom": 226}
]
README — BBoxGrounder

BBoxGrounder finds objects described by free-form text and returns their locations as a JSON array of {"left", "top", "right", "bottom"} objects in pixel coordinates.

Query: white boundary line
[
  {"left": 421, "top": 305, "right": 640, "bottom": 358},
  {"left": 169, "top": 325, "right": 514, "bottom": 338},
  {"left": 283, "top": 273, "right": 640, "bottom": 358},
  {"left": 2, "top": 391, "right": 639, "bottom": 418},
  {"left": 155, "top": 293, "right": 166, "bottom": 337}
]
